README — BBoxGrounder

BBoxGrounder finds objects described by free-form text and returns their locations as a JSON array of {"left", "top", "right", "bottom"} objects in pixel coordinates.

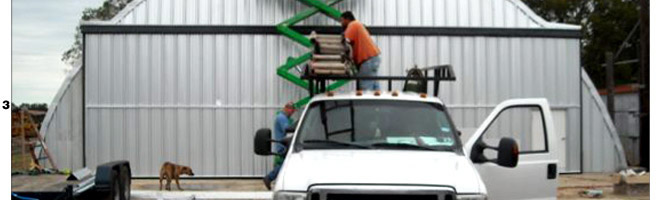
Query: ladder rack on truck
[
  {"left": 302, "top": 65, "right": 457, "bottom": 97},
  {"left": 276, "top": 0, "right": 458, "bottom": 106}
]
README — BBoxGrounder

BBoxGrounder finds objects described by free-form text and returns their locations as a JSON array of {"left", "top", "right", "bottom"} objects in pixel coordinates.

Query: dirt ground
[{"left": 558, "top": 173, "right": 649, "bottom": 200}]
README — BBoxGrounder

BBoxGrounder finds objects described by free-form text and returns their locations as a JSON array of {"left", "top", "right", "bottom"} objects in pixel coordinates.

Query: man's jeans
[
  {"left": 266, "top": 155, "right": 284, "bottom": 182},
  {"left": 357, "top": 56, "right": 381, "bottom": 90},
  {"left": 266, "top": 163, "right": 281, "bottom": 182}
]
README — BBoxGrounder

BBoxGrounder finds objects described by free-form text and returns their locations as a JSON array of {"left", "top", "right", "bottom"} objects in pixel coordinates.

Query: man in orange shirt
[{"left": 341, "top": 11, "right": 381, "bottom": 90}]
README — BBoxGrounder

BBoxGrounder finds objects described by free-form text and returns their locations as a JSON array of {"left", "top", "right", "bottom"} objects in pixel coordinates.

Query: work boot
[{"left": 263, "top": 176, "right": 272, "bottom": 190}]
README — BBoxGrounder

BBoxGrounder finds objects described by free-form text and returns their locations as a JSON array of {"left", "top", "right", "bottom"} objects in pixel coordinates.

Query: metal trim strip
[
  {"left": 81, "top": 25, "right": 582, "bottom": 38},
  {"left": 84, "top": 104, "right": 581, "bottom": 109}
]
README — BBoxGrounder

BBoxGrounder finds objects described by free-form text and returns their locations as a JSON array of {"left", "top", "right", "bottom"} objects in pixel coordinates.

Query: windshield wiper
[
  {"left": 370, "top": 142, "right": 438, "bottom": 151},
  {"left": 302, "top": 140, "right": 370, "bottom": 149}
]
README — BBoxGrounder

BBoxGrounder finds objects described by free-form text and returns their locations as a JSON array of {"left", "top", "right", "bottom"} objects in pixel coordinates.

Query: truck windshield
[{"left": 295, "top": 100, "right": 459, "bottom": 151}]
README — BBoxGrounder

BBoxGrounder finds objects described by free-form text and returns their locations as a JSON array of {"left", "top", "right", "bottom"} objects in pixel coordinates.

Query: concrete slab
[
  {"left": 131, "top": 179, "right": 268, "bottom": 191},
  {"left": 131, "top": 179, "right": 270, "bottom": 199},
  {"left": 131, "top": 190, "right": 272, "bottom": 200}
]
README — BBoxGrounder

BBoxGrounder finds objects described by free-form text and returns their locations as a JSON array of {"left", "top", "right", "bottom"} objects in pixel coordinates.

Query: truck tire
[
  {"left": 119, "top": 165, "right": 131, "bottom": 200},
  {"left": 95, "top": 161, "right": 131, "bottom": 200},
  {"left": 113, "top": 175, "right": 121, "bottom": 200},
  {"left": 105, "top": 170, "right": 121, "bottom": 200}
]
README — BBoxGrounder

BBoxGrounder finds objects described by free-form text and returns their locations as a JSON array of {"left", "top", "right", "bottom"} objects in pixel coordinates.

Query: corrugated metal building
[
  {"left": 41, "top": 0, "right": 627, "bottom": 177},
  {"left": 600, "top": 85, "right": 641, "bottom": 166}
]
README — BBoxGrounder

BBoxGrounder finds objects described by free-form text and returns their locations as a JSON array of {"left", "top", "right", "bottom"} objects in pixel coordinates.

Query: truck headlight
[
  {"left": 273, "top": 191, "right": 307, "bottom": 200},
  {"left": 456, "top": 194, "right": 488, "bottom": 200}
]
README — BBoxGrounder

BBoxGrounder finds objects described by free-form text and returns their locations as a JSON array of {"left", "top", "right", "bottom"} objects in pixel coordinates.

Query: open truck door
[{"left": 465, "top": 98, "right": 558, "bottom": 200}]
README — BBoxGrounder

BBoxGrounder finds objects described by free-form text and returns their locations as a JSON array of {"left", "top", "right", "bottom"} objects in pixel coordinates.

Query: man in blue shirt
[{"left": 263, "top": 102, "right": 296, "bottom": 190}]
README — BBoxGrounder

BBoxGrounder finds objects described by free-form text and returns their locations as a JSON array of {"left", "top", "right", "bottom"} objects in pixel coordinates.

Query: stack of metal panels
[{"left": 308, "top": 32, "right": 353, "bottom": 75}]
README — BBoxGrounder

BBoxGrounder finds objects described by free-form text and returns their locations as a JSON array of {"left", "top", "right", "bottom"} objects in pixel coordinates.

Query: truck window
[
  {"left": 481, "top": 106, "right": 548, "bottom": 156},
  {"left": 295, "top": 100, "right": 459, "bottom": 151}
]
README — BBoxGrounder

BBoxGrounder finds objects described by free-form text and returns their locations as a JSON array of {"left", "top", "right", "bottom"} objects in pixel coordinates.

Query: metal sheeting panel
[
  {"left": 114, "top": 0, "right": 552, "bottom": 28},
  {"left": 581, "top": 70, "right": 628, "bottom": 172},
  {"left": 84, "top": 33, "right": 585, "bottom": 176},
  {"left": 40, "top": 0, "right": 626, "bottom": 176},
  {"left": 600, "top": 93, "right": 640, "bottom": 165},
  {"left": 39, "top": 66, "right": 84, "bottom": 170},
  {"left": 84, "top": 34, "right": 309, "bottom": 176}
]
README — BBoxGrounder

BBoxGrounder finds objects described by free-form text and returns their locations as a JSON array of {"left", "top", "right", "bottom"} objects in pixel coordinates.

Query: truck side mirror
[
  {"left": 496, "top": 137, "right": 519, "bottom": 168},
  {"left": 470, "top": 137, "right": 519, "bottom": 168},
  {"left": 254, "top": 128, "right": 272, "bottom": 156}
]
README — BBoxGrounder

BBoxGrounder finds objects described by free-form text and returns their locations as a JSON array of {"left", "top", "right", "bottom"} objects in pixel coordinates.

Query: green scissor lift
[{"left": 276, "top": 0, "right": 349, "bottom": 108}]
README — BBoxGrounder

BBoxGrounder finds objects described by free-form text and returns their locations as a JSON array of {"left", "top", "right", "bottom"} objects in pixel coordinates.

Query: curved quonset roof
[
  {"left": 39, "top": 63, "right": 84, "bottom": 170},
  {"left": 581, "top": 69, "right": 628, "bottom": 171},
  {"left": 84, "top": 0, "right": 579, "bottom": 29}
]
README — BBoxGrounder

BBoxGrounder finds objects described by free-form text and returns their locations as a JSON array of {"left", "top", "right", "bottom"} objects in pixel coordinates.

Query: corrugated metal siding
[
  {"left": 84, "top": 34, "right": 312, "bottom": 176},
  {"left": 39, "top": 66, "right": 84, "bottom": 170},
  {"left": 600, "top": 93, "right": 640, "bottom": 165},
  {"left": 84, "top": 33, "right": 584, "bottom": 176},
  {"left": 581, "top": 70, "right": 628, "bottom": 172},
  {"left": 38, "top": 0, "right": 624, "bottom": 176},
  {"left": 114, "top": 0, "right": 546, "bottom": 28}
]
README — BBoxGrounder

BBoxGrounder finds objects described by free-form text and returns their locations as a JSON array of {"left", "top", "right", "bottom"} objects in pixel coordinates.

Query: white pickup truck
[{"left": 254, "top": 69, "right": 558, "bottom": 200}]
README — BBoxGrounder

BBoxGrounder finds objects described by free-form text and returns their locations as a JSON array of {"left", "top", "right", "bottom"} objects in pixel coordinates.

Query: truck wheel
[
  {"left": 119, "top": 166, "right": 131, "bottom": 200},
  {"left": 113, "top": 176, "right": 121, "bottom": 200},
  {"left": 105, "top": 170, "right": 121, "bottom": 200}
]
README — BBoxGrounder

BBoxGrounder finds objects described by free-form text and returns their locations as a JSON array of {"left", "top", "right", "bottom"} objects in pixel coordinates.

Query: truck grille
[
  {"left": 308, "top": 185, "right": 455, "bottom": 200},
  {"left": 326, "top": 194, "right": 442, "bottom": 200}
]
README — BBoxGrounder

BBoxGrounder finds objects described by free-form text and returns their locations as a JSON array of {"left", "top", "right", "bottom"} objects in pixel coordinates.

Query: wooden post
[
  {"left": 28, "top": 115, "right": 57, "bottom": 169},
  {"left": 639, "top": 0, "right": 649, "bottom": 170},
  {"left": 20, "top": 115, "right": 27, "bottom": 169},
  {"left": 605, "top": 52, "right": 615, "bottom": 120}
]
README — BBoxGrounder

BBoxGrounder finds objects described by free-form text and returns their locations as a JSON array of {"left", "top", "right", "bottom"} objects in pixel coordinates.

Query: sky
[{"left": 12, "top": 0, "right": 106, "bottom": 105}]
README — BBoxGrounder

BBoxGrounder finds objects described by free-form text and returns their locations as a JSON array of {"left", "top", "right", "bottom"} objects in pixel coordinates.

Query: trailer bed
[{"left": 11, "top": 174, "right": 79, "bottom": 192}]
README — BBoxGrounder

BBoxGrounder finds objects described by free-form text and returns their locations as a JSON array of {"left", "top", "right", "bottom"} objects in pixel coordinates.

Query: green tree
[
  {"left": 522, "top": 0, "right": 641, "bottom": 88},
  {"left": 61, "top": 0, "right": 133, "bottom": 66},
  {"left": 11, "top": 103, "right": 18, "bottom": 112},
  {"left": 18, "top": 103, "right": 49, "bottom": 111}
]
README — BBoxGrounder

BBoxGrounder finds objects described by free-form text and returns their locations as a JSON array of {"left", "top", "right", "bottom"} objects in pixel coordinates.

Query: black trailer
[{"left": 12, "top": 161, "right": 132, "bottom": 200}]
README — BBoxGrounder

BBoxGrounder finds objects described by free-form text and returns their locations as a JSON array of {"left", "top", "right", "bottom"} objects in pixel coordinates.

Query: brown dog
[{"left": 159, "top": 162, "right": 195, "bottom": 191}]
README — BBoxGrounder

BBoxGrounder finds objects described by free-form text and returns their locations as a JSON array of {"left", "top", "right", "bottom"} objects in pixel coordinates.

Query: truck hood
[{"left": 276, "top": 150, "right": 484, "bottom": 193}]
